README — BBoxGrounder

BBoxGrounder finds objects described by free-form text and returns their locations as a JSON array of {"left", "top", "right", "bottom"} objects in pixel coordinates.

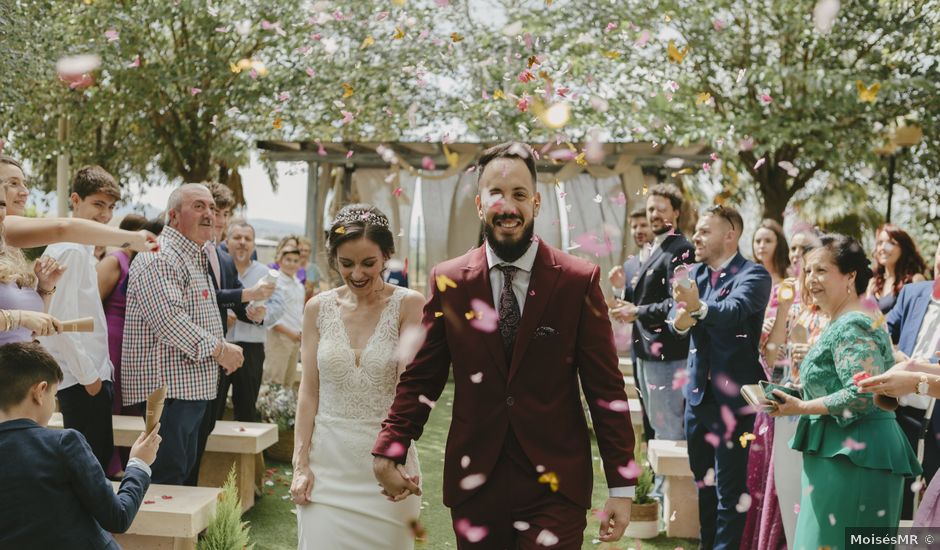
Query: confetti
[
  {"left": 736, "top": 493, "right": 752, "bottom": 513},
  {"left": 342, "top": 83, "right": 354, "bottom": 98},
  {"left": 843, "top": 437, "right": 866, "bottom": 451},
  {"left": 617, "top": 460, "right": 641, "bottom": 480},
  {"left": 667, "top": 40, "right": 689, "bottom": 63},
  {"left": 538, "top": 472, "right": 559, "bottom": 492},
  {"left": 739, "top": 432, "right": 756, "bottom": 448},
  {"left": 468, "top": 298, "right": 498, "bottom": 333},
  {"left": 455, "top": 519, "right": 488, "bottom": 543},
  {"left": 435, "top": 274, "right": 457, "bottom": 292},
  {"left": 536, "top": 529, "right": 559, "bottom": 547},
  {"left": 813, "top": 0, "right": 841, "bottom": 34},
  {"left": 470, "top": 372, "right": 483, "bottom": 383},
  {"left": 513, "top": 521, "right": 530, "bottom": 531}
]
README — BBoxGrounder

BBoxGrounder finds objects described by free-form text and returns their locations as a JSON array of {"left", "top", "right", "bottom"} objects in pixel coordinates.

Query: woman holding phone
[{"left": 768, "top": 234, "right": 919, "bottom": 548}]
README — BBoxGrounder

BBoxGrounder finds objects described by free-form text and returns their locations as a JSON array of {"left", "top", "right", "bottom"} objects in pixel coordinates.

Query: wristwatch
[{"left": 916, "top": 375, "right": 930, "bottom": 396}]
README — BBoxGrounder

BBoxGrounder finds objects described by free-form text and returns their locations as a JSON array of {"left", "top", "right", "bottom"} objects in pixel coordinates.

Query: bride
[{"left": 290, "top": 204, "right": 425, "bottom": 549}]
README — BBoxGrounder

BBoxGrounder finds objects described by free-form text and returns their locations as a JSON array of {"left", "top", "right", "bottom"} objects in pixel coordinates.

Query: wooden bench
[
  {"left": 112, "top": 482, "right": 219, "bottom": 550},
  {"left": 647, "top": 439, "right": 700, "bottom": 539},
  {"left": 50, "top": 413, "right": 277, "bottom": 511}
]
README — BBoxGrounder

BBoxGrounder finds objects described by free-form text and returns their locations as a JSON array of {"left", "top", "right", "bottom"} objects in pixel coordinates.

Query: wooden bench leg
[
  {"left": 197, "top": 451, "right": 255, "bottom": 512},
  {"left": 113, "top": 533, "right": 197, "bottom": 550},
  {"left": 663, "top": 475, "right": 701, "bottom": 539}
]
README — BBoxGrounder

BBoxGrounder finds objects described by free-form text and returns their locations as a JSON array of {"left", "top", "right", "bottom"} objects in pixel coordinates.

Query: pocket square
[{"left": 533, "top": 326, "right": 558, "bottom": 338}]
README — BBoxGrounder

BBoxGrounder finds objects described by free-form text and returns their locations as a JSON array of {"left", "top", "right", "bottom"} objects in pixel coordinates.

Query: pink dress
[
  {"left": 741, "top": 285, "right": 787, "bottom": 550},
  {"left": 915, "top": 476, "right": 940, "bottom": 526},
  {"left": 102, "top": 250, "right": 132, "bottom": 475}
]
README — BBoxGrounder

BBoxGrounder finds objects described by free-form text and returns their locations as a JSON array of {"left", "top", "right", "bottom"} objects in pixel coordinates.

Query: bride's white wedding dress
[{"left": 297, "top": 286, "right": 421, "bottom": 549}]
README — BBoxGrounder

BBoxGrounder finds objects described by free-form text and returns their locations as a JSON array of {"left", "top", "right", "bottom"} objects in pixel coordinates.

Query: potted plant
[
  {"left": 624, "top": 460, "right": 660, "bottom": 539},
  {"left": 256, "top": 383, "right": 297, "bottom": 463}
]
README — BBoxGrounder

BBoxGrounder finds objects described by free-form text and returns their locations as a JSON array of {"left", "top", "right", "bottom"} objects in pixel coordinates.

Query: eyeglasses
[{"left": 705, "top": 205, "right": 738, "bottom": 232}]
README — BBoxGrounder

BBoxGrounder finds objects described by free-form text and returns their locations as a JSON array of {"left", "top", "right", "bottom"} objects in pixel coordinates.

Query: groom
[{"left": 373, "top": 142, "right": 636, "bottom": 548}]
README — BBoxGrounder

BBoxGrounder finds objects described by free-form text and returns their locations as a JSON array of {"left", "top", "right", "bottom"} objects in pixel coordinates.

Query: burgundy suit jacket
[{"left": 373, "top": 240, "right": 636, "bottom": 508}]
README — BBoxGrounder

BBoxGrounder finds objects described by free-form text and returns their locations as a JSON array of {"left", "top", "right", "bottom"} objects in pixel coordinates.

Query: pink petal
[
  {"left": 720, "top": 405, "right": 737, "bottom": 439},
  {"left": 190, "top": 87, "right": 202, "bottom": 95},
  {"left": 468, "top": 298, "right": 498, "bottom": 333},
  {"left": 459, "top": 473, "right": 486, "bottom": 490},
  {"left": 455, "top": 519, "right": 489, "bottom": 543},
  {"left": 617, "top": 460, "right": 641, "bottom": 480},
  {"left": 704, "top": 432, "right": 721, "bottom": 448},
  {"left": 418, "top": 395, "right": 436, "bottom": 409},
  {"left": 672, "top": 369, "right": 689, "bottom": 390}
]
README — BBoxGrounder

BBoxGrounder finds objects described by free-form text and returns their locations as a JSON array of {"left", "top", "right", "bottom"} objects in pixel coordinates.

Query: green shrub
[
  {"left": 198, "top": 466, "right": 253, "bottom": 550},
  {"left": 634, "top": 459, "right": 656, "bottom": 505}
]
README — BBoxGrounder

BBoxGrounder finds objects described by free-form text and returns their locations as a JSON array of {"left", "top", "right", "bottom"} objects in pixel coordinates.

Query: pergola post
[{"left": 304, "top": 161, "right": 320, "bottom": 277}]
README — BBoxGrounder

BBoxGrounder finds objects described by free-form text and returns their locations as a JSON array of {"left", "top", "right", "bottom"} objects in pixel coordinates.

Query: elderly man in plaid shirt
[{"left": 122, "top": 184, "right": 245, "bottom": 485}]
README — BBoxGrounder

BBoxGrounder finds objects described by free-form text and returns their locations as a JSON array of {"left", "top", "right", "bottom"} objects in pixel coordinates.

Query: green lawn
[{"left": 244, "top": 382, "right": 696, "bottom": 549}]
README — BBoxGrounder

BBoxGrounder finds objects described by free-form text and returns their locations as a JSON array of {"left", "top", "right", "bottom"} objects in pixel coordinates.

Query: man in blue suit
[
  {"left": 886, "top": 240, "right": 940, "bottom": 515},
  {"left": 0, "top": 342, "right": 161, "bottom": 549},
  {"left": 669, "top": 205, "right": 772, "bottom": 550}
]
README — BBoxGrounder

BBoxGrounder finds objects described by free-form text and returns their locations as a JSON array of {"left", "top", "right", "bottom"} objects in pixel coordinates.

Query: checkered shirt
[{"left": 121, "top": 226, "right": 225, "bottom": 405}]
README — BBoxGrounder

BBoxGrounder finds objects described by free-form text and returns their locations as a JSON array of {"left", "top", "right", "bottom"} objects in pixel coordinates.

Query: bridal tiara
[{"left": 333, "top": 209, "right": 390, "bottom": 228}]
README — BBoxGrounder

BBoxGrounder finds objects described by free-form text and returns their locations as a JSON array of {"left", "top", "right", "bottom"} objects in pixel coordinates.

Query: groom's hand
[
  {"left": 373, "top": 456, "right": 422, "bottom": 502},
  {"left": 598, "top": 497, "right": 632, "bottom": 542}
]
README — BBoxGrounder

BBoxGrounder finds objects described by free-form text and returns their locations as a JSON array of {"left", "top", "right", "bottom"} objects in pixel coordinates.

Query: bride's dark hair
[{"left": 327, "top": 204, "right": 395, "bottom": 273}]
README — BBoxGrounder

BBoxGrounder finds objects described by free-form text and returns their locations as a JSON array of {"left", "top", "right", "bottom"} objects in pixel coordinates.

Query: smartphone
[{"left": 760, "top": 380, "right": 802, "bottom": 403}]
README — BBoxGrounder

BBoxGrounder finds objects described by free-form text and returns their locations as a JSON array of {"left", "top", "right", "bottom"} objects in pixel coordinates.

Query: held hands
[
  {"left": 34, "top": 256, "right": 66, "bottom": 292},
  {"left": 672, "top": 278, "right": 701, "bottom": 312},
  {"left": 290, "top": 464, "right": 315, "bottom": 505},
  {"left": 607, "top": 265, "right": 626, "bottom": 289},
  {"left": 130, "top": 422, "right": 162, "bottom": 465},
  {"left": 373, "top": 456, "right": 422, "bottom": 502},
  {"left": 598, "top": 497, "right": 632, "bottom": 542}
]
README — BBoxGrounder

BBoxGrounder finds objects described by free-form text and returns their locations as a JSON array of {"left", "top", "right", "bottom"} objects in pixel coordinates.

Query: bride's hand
[
  {"left": 373, "top": 457, "right": 422, "bottom": 502},
  {"left": 290, "top": 465, "right": 315, "bottom": 505}
]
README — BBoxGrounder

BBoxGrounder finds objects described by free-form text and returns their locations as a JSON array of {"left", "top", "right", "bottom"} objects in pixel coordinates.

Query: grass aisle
[{"left": 245, "top": 381, "right": 696, "bottom": 549}]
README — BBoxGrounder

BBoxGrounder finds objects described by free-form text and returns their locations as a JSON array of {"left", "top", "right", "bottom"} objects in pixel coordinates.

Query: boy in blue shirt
[{"left": 0, "top": 342, "right": 161, "bottom": 549}]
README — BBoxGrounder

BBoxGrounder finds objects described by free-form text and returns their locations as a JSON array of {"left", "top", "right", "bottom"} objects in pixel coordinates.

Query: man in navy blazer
[
  {"left": 0, "top": 342, "right": 161, "bottom": 550},
  {"left": 613, "top": 185, "right": 694, "bottom": 441},
  {"left": 886, "top": 240, "right": 940, "bottom": 515},
  {"left": 609, "top": 206, "right": 655, "bottom": 439},
  {"left": 669, "top": 205, "right": 772, "bottom": 550}
]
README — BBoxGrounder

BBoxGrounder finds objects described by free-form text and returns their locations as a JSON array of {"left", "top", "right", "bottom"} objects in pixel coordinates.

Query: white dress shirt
[
  {"left": 900, "top": 298, "right": 940, "bottom": 409},
  {"left": 484, "top": 238, "right": 636, "bottom": 499},
  {"left": 39, "top": 243, "right": 113, "bottom": 389}
]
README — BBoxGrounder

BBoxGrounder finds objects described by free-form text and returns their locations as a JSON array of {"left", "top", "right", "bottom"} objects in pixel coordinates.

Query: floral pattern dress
[{"left": 790, "top": 311, "right": 921, "bottom": 550}]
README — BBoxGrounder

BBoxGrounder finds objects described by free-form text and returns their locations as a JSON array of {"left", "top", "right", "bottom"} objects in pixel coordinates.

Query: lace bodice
[{"left": 315, "top": 287, "right": 405, "bottom": 420}]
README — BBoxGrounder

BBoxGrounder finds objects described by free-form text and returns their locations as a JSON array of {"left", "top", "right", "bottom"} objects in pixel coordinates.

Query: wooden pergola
[{"left": 256, "top": 139, "right": 711, "bottom": 275}]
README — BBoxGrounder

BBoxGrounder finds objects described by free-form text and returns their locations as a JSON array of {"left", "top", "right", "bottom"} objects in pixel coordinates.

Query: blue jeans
[
  {"left": 144, "top": 399, "right": 209, "bottom": 485},
  {"left": 634, "top": 358, "right": 686, "bottom": 440}
]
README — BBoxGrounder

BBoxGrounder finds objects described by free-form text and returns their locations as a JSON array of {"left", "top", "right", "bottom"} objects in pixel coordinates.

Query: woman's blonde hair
[{"left": 0, "top": 233, "right": 36, "bottom": 288}]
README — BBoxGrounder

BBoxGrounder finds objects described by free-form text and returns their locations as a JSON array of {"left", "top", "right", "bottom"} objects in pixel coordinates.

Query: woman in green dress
[{"left": 768, "top": 234, "right": 921, "bottom": 550}]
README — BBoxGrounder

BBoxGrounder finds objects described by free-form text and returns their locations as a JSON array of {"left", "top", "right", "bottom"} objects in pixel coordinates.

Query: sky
[{"left": 133, "top": 152, "right": 310, "bottom": 226}]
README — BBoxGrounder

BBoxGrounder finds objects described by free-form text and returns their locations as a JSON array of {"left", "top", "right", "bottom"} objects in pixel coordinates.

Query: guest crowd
[
  {"left": 0, "top": 147, "right": 937, "bottom": 549},
  {"left": 610, "top": 183, "right": 940, "bottom": 549}
]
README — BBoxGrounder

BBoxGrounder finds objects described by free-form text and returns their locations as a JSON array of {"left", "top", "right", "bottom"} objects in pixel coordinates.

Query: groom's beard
[{"left": 484, "top": 217, "right": 536, "bottom": 263}]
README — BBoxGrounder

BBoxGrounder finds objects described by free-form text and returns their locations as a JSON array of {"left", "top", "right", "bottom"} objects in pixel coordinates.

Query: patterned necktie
[
  {"left": 496, "top": 265, "right": 521, "bottom": 360},
  {"left": 205, "top": 242, "right": 221, "bottom": 288}
]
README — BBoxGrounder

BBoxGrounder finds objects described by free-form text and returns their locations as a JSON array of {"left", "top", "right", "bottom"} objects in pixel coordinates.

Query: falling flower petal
[
  {"left": 843, "top": 437, "right": 866, "bottom": 451},
  {"left": 435, "top": 274, "right": 457, "bottom": 292},
  {"left": 513, "top": 521, "right": 530, "bottom": 531},
  {"left": 813, "top": 0, "right": 840, "bottom": 34},
  {"left": 470, "top": 372, "right": 483, "bottom": 384},
  {"left": 736, "top": 493, "right": 753, "bottom": 513},
  {"left": 537, "top": 472, "right": 559, "bottom": 492},
  {"left": 536, "top": 529, "right": 560, "bottom": 547},
  {"left": 468, "top": 298, "right": 498, "bottom": 333},
  {"left": 617, "top": 460, "right": 641, "bottom": 480},
  {"left": 461, "top": 455, "right": 471, "bottom": 468},
  {"left": 455, "top": 519, "right": 488, "bottom": 543},
  {"left": 704, "top": 432, "right": 721, "bottom": 448},
  {"left": 104, "top": 28, "right": 119, "bottom": 42}
]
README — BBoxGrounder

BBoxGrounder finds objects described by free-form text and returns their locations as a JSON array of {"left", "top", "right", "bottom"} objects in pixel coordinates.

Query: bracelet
[
  {"left": 15, "top": 311, "right": 21, "bottom": 329},
  {"left": 0, "top": 310, "right": 11, "bottom": 331},
  {"left": 36, "top": 286, "right": 56, "bottom": 297}
]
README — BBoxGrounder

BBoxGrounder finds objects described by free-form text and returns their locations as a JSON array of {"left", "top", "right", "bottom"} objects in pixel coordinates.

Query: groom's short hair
[{"left": 477, "top": 142, "right": 538, "bottom": 189}]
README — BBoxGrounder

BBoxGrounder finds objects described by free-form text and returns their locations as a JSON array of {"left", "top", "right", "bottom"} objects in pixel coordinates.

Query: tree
[
  {"left": 560, "top": 0, "right": 940, "bottom": 223},
  {"left": 2, "top": 0, "right": 305, "bottom": 201}
]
